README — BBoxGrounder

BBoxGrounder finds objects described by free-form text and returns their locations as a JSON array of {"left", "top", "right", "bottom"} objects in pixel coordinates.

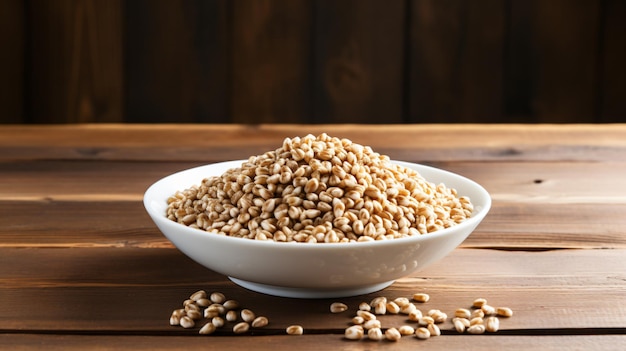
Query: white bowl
[{"left": 144, "top": 160, "right": 490, "bottom": 298}]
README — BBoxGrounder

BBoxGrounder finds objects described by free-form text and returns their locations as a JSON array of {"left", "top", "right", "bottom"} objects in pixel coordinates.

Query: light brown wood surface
[{"left": 1, "top": 124, "right": 625, "bottom": 350}]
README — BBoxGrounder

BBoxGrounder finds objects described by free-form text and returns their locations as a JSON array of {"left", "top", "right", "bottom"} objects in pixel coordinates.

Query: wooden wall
[{"left": 1, "top": 0, "right": 624, "bottom": 124}]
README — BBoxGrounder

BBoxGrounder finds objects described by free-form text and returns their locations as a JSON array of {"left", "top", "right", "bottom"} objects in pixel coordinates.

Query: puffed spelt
[{"left": 167, "top": 134, "right": 473, "bottom": 243}]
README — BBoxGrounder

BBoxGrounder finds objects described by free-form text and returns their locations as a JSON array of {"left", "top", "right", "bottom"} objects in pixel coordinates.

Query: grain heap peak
[{"left": 167, "top": 133, "right": 473, "bottom": 243}]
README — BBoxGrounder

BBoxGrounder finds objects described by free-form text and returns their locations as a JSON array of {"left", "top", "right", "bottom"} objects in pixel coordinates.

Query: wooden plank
[
  {"left": 599, "top": 0, "right": 626, "bottom": 122},
  {"left": 125, "top": 0, "right": 231, "bottom": 123},
  {"left": 313, "top": 0, "right": 405, "bottom": 123},
  {"left": 2, "top": 198, "right": 625, "bottom": 249},
  {"left": 1, "top": 160, "right": 625, "bottom": 249},
  {"left": 27, "top": 0, "right": 123, "bottom": 123},
  {"left": 0, "top": 248, "right": 624, "bottom": 330},
  {"left": 0, "top": 201, "right": 166, "bottom": 248},
  {"left": 2, "top": 160, "right": 625, "bottom": 203},
  {"left": 503, "top": 0, "right": 534, "bottom": 122},
  {"left": 408, "top": 0, "right": 506, "bottom": 123},
  {"left": 2, "top": 334, "right": 625, "bottom": 351},
  {"left": 231, "top": 0, "right": 313, "bottom": 123},
  {"left": 506, "top": 0, "right": 601, "bottom": 123},
  {"left": 0, "top": 0, "right": 24, "bottom": 123},
  {"left": 1, "top": 124, "right": 625, "bottom": 162}
]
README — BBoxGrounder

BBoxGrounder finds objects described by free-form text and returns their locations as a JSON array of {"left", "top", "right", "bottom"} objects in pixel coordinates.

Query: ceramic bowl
[{"left": 144, "top": 160, "right": 490, "bottom": 298}]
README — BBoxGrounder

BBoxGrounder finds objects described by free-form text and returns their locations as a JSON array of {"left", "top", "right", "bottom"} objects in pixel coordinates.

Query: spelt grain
[
  {"left": 497, "top": 307, "right": 513, "bottom": 317},
  {"left": 362, "top": 319, "right": 382, "bottom": 330},
  {"left": 199, "top": 322, "right": 216, "bottom": 335},
  {"left": 212, "top": 316, "right": 225, "bottom": 328},
  {"left": 240, "top": 309, "right": 255, "bottom": 323},
  {"left": 427, "top": 323, "right": 441, "bottom": 337},
  {"left": 413, "top": 293, "right": 430, "bottom": 303},
  {"left": 344, "top": 325, "right": 364, "bottom": 340},
  {"left": 481, "top": 304, "right": 496, "bottom": 316},
  {"left": 472, "top": 298, "right": 487, "bottom": 308},
  {"left": 455, "top": 308, "right": 472, "bottom": 319},
  {"left": 398, "top": 325, "right": 415, "bottom": 336},
  {"left": 180, "top": 316, "right": 195, "bottom": 329},
  {"left": 368, "top": 327, "right": 384, "bottom": 341},
  {"left": 286, "top": 325, "right": 303, "bottom": 335},
  {"left": 453, "top": 318, "right": 467, "bottom": 333},
  {"left": 330, "top": 302, "right": 348, "bottom": 313},
  {"left": 251, "top": 316, "right": 269, "bottom": 328},
  {"left": 169, "top": 315, "right": 180, "bottom": 326},
  {"left": 467, "top": 324, "right": 486, "bottom": 335},
  {"left": 385, "top": 327, "right": 402, "bottom": 341},
  {"left": 415, "top": 327, "right": 431, "bottom": 340},
  {"left": 485, "top": 316, "right": 500, "bottom": 332},
  {"left": 386, "top": 301, "right": 400, "bottom": 314},
  {"left": 167, "top": 134, "right": 473, "bottom": 243},
  {"left": 233, "top": 322, "right": 249, "bottom": 334}
]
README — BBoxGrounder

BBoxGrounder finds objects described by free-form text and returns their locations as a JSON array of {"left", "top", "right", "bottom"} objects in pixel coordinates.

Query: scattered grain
[
  {"left": 356, "top": 310, "right": 376, "bottom": 321},
  {"left": 225, "top": 310, "right": 238, "bottom": 322},
  {"left": 467, "top": 324, "right": 486, "bottom": 335},
  {"left": 251, "top": 316, "right": 269, "bottom": 328},
  {"left": 427, "top": 323, "right": 441, "bottom": 337},
  {"left": 472, "top": 298, "right": 487, "bottom": 308},
  {"left": 330, "top": 302, "right": 348, "bottom": 313},
  {"left": 398, "top": 325, "right": 415, "bottom": 336},
  {"left": 386, "top": 301, "right": 400, "bottom": 314},
  {"left": 453, "top": 318, "right": 467, "bottom": 333},
  {"left": 179, "top": 316, "right": 195, "bottom": 329},
  {"left": 286, "top": 325, "right": 304, "bottom": 335},
  {"left": 241, "top": 309, "right": 255, "bottom": 323},
  {"left": 210, "top": 292, "right": 226, "bottom": 304},
  {"left": 481, "top": 304, "right": 496, "bottom": 316},
  {"left": 210, "top": 316, "right": 224, "bottom": 328},
  {"left": 413, "top": 293, "right": 430, "bottom": 303},
  {"left": 169, "top": 315, "right": 180, "bottom": 326},
  {"left": 385, "top": 327, "right": 402, "bottom": 341},
  {"left": 344, "top": 325, "right": 364, "bottom": 340},
  {"left": 363, "top": 319, "right": 382, "bottom": 330},
  {"left": 485, "top": 316, "right": 500, "bottom": 332},
  {"left": 190, "top": 290, "right": 207, "bottom": 301},
  {"left": 497, "top": 307, "right": 513, "bottom": 318},
  {"left": 418, "top": 316, "right": 435, "bottom": 326},
  {"left": 199, "top": 322, "right": 216, "bottom": 335},
  {"left": 368, "top": 328, "right": 385, "bottom": 341},
  {"left": 455, "top": 308, "right": 472, "bottom": 319},
  {"left": 223, "top": 300, "right": 240, "bottom": 310},
  {"left": 415, "top": 327, "right": 431, "bottom": 340},
  {"left": 233, "top": 322, "right": 250, "bottom": 334}
]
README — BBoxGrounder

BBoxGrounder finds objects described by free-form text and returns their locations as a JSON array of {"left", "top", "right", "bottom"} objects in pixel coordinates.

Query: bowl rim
[{"left": 143, "top": 160, "right": 491, "bottom": 250}]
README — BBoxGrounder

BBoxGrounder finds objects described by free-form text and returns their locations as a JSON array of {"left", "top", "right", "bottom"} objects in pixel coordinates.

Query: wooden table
[{"left": 1, "top": 124, "right": 625, "bottom": 350}]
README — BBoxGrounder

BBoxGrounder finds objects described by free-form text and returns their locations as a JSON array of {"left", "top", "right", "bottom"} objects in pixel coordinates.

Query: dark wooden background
[{"left": 1, "top": 0, "right": 624, "bottom": 124}]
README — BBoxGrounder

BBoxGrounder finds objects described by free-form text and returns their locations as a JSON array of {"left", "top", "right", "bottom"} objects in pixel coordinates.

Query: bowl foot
[{"left": 228, "top": 277, "right": 394, "bottom": 298}]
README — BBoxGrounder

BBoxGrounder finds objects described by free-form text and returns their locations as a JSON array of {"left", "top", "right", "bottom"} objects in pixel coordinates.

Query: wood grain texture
[
  {"left": 0, "top": 0, "right": 24, "bottom": 123},
  {"left": 125, "top": 0, "right": 231, "bottom": 123},
  {"left": 507, "top": 0, "right": 601, "bottom": 123},
  {"left": 409, "top": 0, "right": 505, "bottom": 123},
  {"left": 1, "top": 124, "right": 624, "bottom": 348},
  {"left": 313, "top": 0, "right": 405, "bottom": 123},
  {"left": 2, "top": 199, "right": 625, "bottom": 249},
  {"left": 3, "top": 2, "right": 625, "bottom": 124},
  {"left": 600, "top": 0, "right": 626, "bottom": 122},
  {"left": 231, "top": 0, "right": 313, "bottom": 123},
  {"left": 0, "top": 248, "right": 624, "bottom": 330},
  {"left": 1, "top": 124, "right": 626, "bottom": 162},
  {"left": 2, "top": 159, "right": 625, "bottom": 249},
  {"left": 26, "top": 0, "right": 123, "bottom": 123},
  {"left": 2, "top": 335, "right": 625, "bottom": 351}
]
